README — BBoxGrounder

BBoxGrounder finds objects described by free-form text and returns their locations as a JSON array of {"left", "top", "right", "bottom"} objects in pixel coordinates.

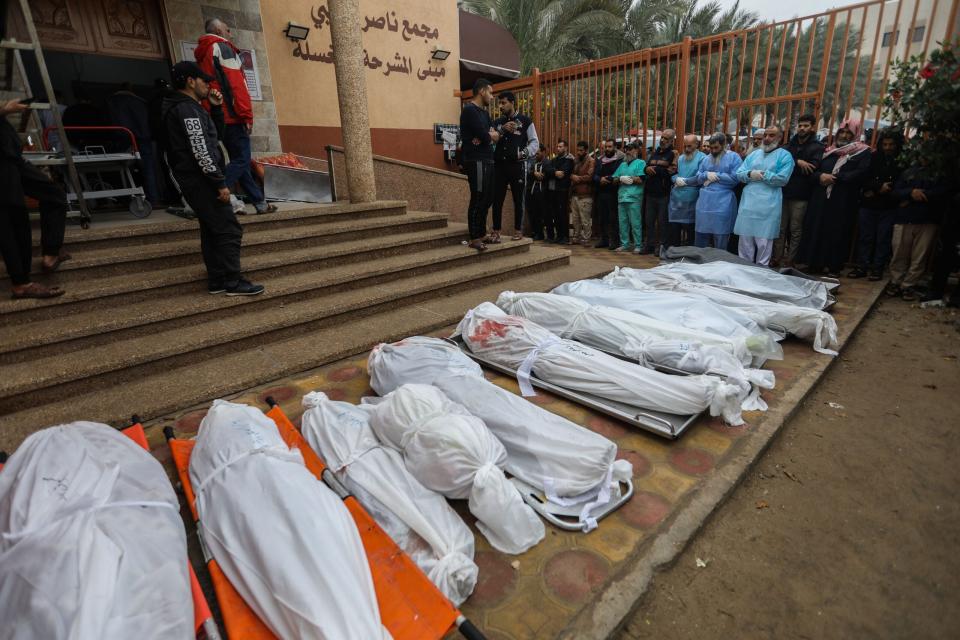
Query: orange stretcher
[
  {"left": 0, "top": 420, "right": 219, "bottom": 640},
  {"left": 164, "top": 397, "right": 485, "bottom": 640}
]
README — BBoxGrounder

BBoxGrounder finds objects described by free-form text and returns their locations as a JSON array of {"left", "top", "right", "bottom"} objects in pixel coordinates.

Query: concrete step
[
  {"left": 0, "top": 253, "right": 615, "bottom": 451},
  {"left": 7, "top": 211, "right": 447, "bottom": 283},
  {"left": 0, "top": 245, "right": 571, "bottom": 419},
  {"left": 0, "top": 236, "right": 532, "bottom": 361},
  {"left": 29, "top": 200, "right": 408, "bottom": 253},
  {"left": 0, "top": 218, "right": 467, "bottom": 325}
]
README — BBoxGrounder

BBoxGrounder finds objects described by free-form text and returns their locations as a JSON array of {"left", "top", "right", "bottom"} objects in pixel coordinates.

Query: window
[
  {"left": 882, "top": 30, "right": 899, "bottom": 47},
  {"left": 912, "top": 26, "right": 926, "bottom": 43}
]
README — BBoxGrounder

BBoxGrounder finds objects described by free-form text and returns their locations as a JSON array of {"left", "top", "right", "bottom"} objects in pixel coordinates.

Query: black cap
[{"left": 171, "top": 61, "right": 214, "bottom": 84}]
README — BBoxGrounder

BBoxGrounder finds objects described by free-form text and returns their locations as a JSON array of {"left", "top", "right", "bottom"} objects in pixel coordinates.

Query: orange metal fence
[{"left": 463, "top": 0, "right": 959, "bottom": 149}]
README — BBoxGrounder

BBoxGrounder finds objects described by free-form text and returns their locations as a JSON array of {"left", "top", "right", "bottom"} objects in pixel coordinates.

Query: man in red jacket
[{"left": 195, "top": 18, "right": 276, "bottom": 214}]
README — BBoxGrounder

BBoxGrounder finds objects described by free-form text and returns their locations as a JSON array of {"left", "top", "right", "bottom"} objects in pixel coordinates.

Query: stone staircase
[{"left": 0, "top": 200, "right": 609, "bottom": 450}]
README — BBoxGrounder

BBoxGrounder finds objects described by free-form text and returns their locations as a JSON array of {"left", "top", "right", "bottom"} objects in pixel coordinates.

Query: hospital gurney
[
  {"left": 164, "top": 398, "right": 485, "bottom": 640},
  {"left": 28, "top": 126, "right": 152, "bottom": 227},
  {"left": 0, "top": 418, "right": 219, "bottom": 640}
]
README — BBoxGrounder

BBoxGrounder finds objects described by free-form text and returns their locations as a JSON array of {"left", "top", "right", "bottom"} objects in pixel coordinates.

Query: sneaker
[
  {"left": 614, "top": 245, "right": 631, "bottom": 252},
  {"left": 884, "top": 282, "right": 901, "bottom": 297},
  {"left": 208, "top": 282, "right": 226, "bottom": 295},
  {"left": 225, "top": 279, "right": 265, "bottom": 296},
  {"left": 867, "top": 271, "right": 883, "bottom": 281},
  {"left": 901, "top": 288, "right": 919, "bottom": 302},
  {"left": 847, "top": 268, "right": 867, "bottom": 279}
]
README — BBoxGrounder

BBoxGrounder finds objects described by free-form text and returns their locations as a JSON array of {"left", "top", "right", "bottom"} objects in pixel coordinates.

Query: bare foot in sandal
[
  {"left": 511, "top": 232, "right": 523, "bottom": 241},
  {"left": 489, "top": 231, "right": 502, "bottom": 244},
  {"left": 11, "top": 282, "right": 65, "bottom": 299}
]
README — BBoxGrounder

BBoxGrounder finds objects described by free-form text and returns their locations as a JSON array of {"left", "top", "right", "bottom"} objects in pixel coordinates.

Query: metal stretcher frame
[
  {"left": 0, "top": 420, "right": 220, "bottom": 640},
  {"left": 448, "top": 336, "right": 701, "bottom": 440}
]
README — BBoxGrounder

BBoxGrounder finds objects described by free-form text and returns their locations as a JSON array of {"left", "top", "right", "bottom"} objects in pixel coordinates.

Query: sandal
[
  {"left": 41, "top": 251, "right": 72, "bottom": 274},
  {"left": 884, "top": 283, "right": 901, "bottom": 297},
  {"left": 468, "top": 240, "right": 487, "bottom": 252},
  {"left": 256, "top": 204, "right": 279, "bottom": 214},
  {"left": 511, "top": 232, "right": 523, "bottom": 241},
  {"left": 11, "top": 282, "right": 65, "bottom": 299},
  {"left": 488, "top": 231, "right": 502, "bottom": 244}
]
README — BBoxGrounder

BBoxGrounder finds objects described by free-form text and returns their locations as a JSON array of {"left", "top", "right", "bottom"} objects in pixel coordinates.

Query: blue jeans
[
  {"left": 222, "top": 123, "right": 265, "bottom": 206},
  {"left": 854, "top": 207, "right": 895, "bottom": 272},
  {"left": 695, "top": 232, "right": 730, "bottom": 250}
]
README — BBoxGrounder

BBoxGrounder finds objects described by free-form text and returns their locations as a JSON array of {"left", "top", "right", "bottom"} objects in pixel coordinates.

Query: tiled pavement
[{"left": 137, "top": 245, "right": 885, "bottom": 639}]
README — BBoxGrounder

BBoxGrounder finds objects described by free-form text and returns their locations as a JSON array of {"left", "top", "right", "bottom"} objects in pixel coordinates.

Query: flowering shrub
[{"left": 883, "top": 42, "right": 960, "bottom": 179}]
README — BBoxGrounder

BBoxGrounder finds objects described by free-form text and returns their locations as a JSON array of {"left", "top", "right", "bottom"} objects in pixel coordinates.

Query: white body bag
[
  {"left": 190, "top": 400, "right": 388, "bottom": 640},
  {"left": 301, "top": 391, "right": 478, "bottom": 605}
]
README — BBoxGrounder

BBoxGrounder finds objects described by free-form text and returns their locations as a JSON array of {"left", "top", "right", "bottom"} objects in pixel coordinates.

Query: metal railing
[{"left": 463, "top": 0, "right": 959, "bottom": 148}]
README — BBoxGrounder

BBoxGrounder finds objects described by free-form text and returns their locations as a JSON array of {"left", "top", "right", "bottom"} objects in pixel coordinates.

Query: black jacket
[
  {"left": 860, "top": 150, "right": 903, "bottom": 211},
  {"left": 528, "top": 158, "right": 553, "bottom": 195},
  {"left": 783, "top": 134, "right": 825, "bottom": 201},
  {"left": 492, "top": 112, "right": 534, "bottom": 163},
  {"left": 894, "top": 167, "right": 951, "bottom": 225},
  {"left": 551, "top": 153, "right": 574, "bottom": 190},
  {"left": 0, "top": 117, "right": 22, "bottom": 164},
  {"left": 160, "top": 91, "right": 226, "bottom": 188},
  {"left": 645, "top": 146, "right": 677, "bottom": 197},
  {"left": 593, "top": 154, "right": 622, "bottom": 193},
  {"left": 459, "top": 102, "right": 494, "bottom": 162}
]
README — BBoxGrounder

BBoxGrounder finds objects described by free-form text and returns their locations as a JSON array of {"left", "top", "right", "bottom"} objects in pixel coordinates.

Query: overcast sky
[{"left": 721, "top": 0, "right": 849, "bottom": 22}]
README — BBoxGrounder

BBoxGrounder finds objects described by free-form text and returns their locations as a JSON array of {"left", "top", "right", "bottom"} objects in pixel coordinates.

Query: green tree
[
  {"left": 653, "top": 0, "right": 758, "bottom": 46},
  {"left": 458, "top": 0, "right": 630, "bottom": 74},
  {"left": 884, "top": 43, "right": 960, "bottom": 179}
]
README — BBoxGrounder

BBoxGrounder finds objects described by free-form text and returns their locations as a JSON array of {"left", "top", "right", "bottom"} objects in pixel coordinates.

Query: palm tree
[
  {"left": 654, "top": 0, "right": 758, "bottom": 46},
  {"left": 458, "top": 0, "right": 630, "bottom": 74}
]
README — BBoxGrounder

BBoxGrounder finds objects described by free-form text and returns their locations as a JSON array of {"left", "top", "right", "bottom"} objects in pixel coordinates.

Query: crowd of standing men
[{"left": 460, "top": 77, "right": 957, "bottom": 305}]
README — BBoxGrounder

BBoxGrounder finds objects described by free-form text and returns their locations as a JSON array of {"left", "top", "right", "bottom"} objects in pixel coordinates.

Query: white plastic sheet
[
  {"left": 605, "top": 267, "right": 839, "bottom": 355},
  {"left": 651, "top": 261, "right": 833, "bottom": 309},
  {"left": 0, "top": 422, "right": 193, "bottom": 640},
  {"left": 368, "top": 384, "right": 545, "bottom": 554},
  {"left": 455, "top": 302, "right": 746, "bottom": 425},
  {"left": 551, "top": 279, "right": 784, "bottom": 363},
  {"left": 301, "top": 391, "right": 478, "bottom": 605},
  {"left": 496, "top": 291, "right": 775, "bottom": 411},
  {"left": 190, "top": 400, "right": 388, "bottom": 640},
  {"left": 367, "top": 337, "right": 633, "bottom": 529}
]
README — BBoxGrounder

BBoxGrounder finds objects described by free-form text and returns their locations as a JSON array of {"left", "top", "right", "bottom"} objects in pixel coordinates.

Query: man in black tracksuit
[
  {"left": 459, "top": 78, "right": 500, "bottom": 250},
  {"left": 549, "top": 140, "right": 575, "bottom": 243},
  {"left": 526, "top": 145, "right": 552, "bottom": 240},
  {"left": 491, "top": 91, "right": 538, "bottom": 240},
  {"left": 161, "top": 61, "right": 263, "bottom": 296}
]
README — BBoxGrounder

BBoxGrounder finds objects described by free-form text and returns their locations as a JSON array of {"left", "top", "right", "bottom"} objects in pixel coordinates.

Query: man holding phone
[{"left": 161, "top": 61, "right": 263, "bottom": 296}]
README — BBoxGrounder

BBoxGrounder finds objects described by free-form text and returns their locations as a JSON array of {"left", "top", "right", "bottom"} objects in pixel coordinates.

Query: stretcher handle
[
  {"left": 42, "top": 125, "right": 140, "bottom": 153},
  {"left": 264, "top": 396, "right": 278, "bottom": 408},
  {"left": 163, "top": 426, "right": 176, "bottom": 442},
  {"left": 456, "top": 616, "right": 487, "bottom": 640},
  {"left": 0, "top": 451, "right": 7, "bottom": 464}
]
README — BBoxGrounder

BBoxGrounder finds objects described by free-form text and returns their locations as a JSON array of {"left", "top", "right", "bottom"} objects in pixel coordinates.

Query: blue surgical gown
[
  {"left": 669, "top": 150, "right": 706, "bottom": 224},
  {"left": 734, "top": 148, "right": 795, "bottom": 239},
  {"left": 693, "top": 151, "right": 742, "bottom": 235}
]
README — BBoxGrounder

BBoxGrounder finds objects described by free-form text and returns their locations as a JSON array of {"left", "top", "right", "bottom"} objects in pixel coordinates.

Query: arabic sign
[
  {"left": 434, "top": 123, "right": 460, "bottom": 149},
  {"left": 292, "top": 4, "right": 447, "bottom": 82},
  {"left": 180, "top": 41, "right": 263, "bottom": 101}
]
